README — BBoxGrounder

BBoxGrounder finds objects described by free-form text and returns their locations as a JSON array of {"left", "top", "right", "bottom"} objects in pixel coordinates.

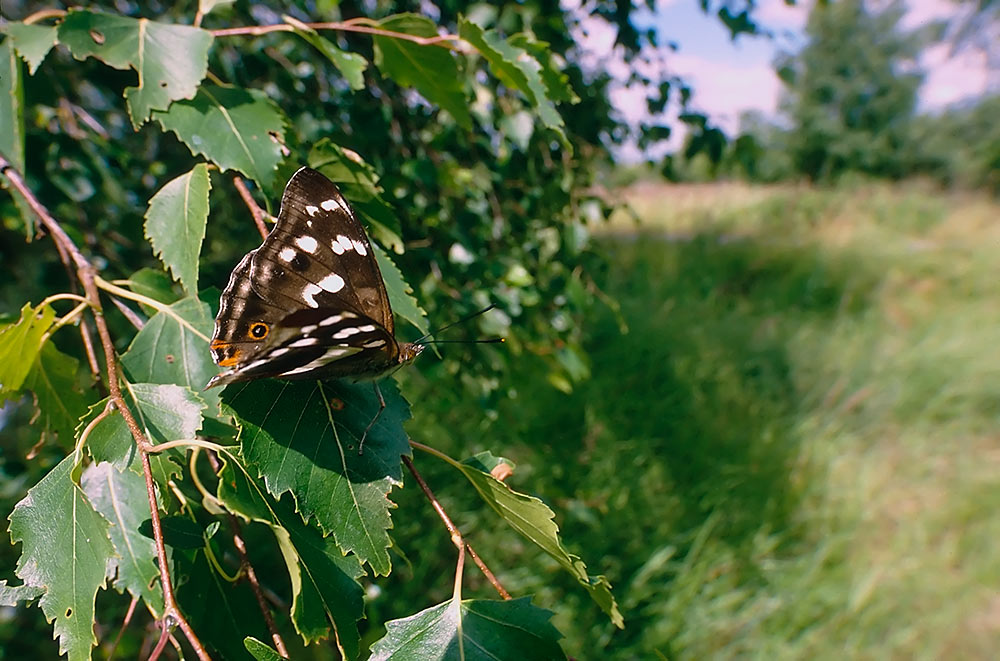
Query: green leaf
[
  {"left": 0, "top": 36, "right": 32, "bottom": 235},
  {"left": 82, "top": 383, "right": 204, "bottom": 484},
  {"left": 175, "top": 547, "right": 271, "bottom": 661},
  {"left": 0, "top": 580, "right": 43, "bottom": 607},
  {"left": 373, "top": 243, "right": 429, "bottom": 336},
  {"left": 369, "top": 597, "right": 564, "bottom": 661},
  {"left": 199, "top": 0, "right": 235, "bottom": 17},
  {"left": 8, "top": 454, "right": 115, "bottom": 661},
  {"left": 307, "top": 139, "right": 404, "bottom": 252},
  {"left": 58, "top": 10, "right": 213, "bottom": 127},
  {"left": 457, "top": 451, "right": 623, "bottom": 628},
  {"left": 245, "top": 637, "right": 284, "bottom": 661},
  {"left": 0, "top": 303, "right": 55, "bottom": 399},
  {"left": 459, "top": 20, "right": 567, "bottom": 145},
  {"left": 23, "top": 343, "right": 91, "bottom": 445},
  {"left": 138, "top": 515, "right": 207, "bottom": 550},
  {"left": 0, "top": 37, "right": 24, "bottom": 170},
  {"left": 3, "top": 22, "right": 58, "bottom": 74},
  {"left": 218, "top": 459, "right": 365, "bottom": 655},
  {"left": 509, "top": 34, "right": 580, "bottom": 104},
  {"left": 221, "top": 379, "right": 412, "bottom": 576},
  {"left": 284, "top": 16, "right": 368, "bottom": 91},
  {"left": 373, "top": 14, "right": 471, "bottom": 129},
  {"left": 144, "top": 163, "right": 211, "bottom": 295},
  {"left": 154, "top": 85, "right": 287, "bottom": 190},
  {"left": 124, "top": 267, "right": 182, "bottom": 310},
  {"left": 120, "top": 295, "right": 219, "bottom": 412},
  {"left": 80, "top": 462, "right": 163, "bottom": 614}
]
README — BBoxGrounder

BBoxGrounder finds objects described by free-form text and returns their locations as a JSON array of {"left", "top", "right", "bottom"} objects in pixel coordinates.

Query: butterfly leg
[{"left": 359, "top": 380, "right": 386, "bottom": 455}]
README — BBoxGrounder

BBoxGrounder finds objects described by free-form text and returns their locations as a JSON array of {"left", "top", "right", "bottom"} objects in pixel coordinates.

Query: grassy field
[{"left": 396, "top": 181, "right": 1000, "bottom": 659}]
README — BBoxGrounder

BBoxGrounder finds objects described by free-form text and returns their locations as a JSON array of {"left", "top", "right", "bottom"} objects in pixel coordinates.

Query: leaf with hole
[
  {"left": 8, "top": 454, "right": 115, "bottom": 661},
  {"left": 222, "top": 379, "right": 411, "bottom": 576},
  {"left": 368, "top": 597, "right": 564, "bottom": 661},
  {"left": 153, "top": 85, "right": 287, "bottom": 190},
  {"left": 58, "top": 9, "right": 213, "bottom": 127},
  {"left": 144, "top": 163, "right": 211, "bottom": 296}
]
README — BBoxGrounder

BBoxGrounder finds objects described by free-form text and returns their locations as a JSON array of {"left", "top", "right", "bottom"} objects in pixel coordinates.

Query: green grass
[{"left": 396, "top": 181, "right": 1000, "bottom": 659}]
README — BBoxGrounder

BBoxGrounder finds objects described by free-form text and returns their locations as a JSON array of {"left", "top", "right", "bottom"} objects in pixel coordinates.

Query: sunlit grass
[{"left": 396, "top": 181, "right": 1000, "bottom": 659}]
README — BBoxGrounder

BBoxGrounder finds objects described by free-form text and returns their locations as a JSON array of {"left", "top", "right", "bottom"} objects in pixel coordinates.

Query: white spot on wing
[
  {"left": 289, "top": 337, "right": 318, "bottom": 347},
  {"left": 321, "top": 199, "right": 340, "bottom": 211},
  {"left": 318, "top": 274, "right": 345, "bottom": 293},
  {"left": 300, "top": 325, "right": 317, "bottom": 333},
  {"left": 301, "top": 283, "right": 322, "bottom": 307},
  {"left": 333, "top": 326, "right": 361, "bottom": 339},
  {"left": 295, "top": 236, "right": 318, "bottom": 253},
  {"left": 352, "top": 240, "right": 368, "bottom": 256},
  {"left": 270, "top": 348, "right": 291, "bottom": 357},
  {"left": 305, "top": 205, "right": 319, "bottom": 216},
  {"left": 320, "top": 314, "right": 344, "bottom": 326},
  {"left": 337, "top": 235, "right": 354, "bottom": 252},
  {"left": 357, "top": 324, "right": 376, "bottom": 332},
  {"left": 279, "top": 247, "right": 296, "bottom": 262},
  {"left": 363, "top": 339, "right": 386, "bottom": 348},
  {"left": 331, "top": 239, "right": 345, "bottom": 255}
]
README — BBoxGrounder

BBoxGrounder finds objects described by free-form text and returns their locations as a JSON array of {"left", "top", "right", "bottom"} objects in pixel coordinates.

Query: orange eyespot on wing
[{"left": 248, "top": 322, "right": 269, "bottom": 340}]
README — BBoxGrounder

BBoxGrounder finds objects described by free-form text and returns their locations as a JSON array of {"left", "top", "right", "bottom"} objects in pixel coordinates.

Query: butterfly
[{"left": 207, "top": 167, "right": 424, "bottom": 440}]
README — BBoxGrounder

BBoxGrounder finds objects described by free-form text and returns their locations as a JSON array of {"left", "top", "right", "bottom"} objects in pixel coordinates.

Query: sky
[{"left": 568, "top": 0, "right": 997, "bottom": 158}]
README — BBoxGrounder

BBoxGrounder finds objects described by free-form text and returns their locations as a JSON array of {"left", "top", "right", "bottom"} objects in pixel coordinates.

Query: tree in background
[{"left": 775, "top": 0, "right": 930, "bottom": 182}]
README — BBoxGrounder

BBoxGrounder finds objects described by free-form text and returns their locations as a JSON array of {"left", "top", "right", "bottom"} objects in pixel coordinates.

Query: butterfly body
[{"left": 208, "top": 167, "right": 423, "bottom": 389}]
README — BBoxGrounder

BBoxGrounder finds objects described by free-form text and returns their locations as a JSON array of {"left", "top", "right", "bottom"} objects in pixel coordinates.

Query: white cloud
[
  {"left": 921, "top": 43, "right": 992, "bottom": 109},
  {"left": 668, "top": 52, "right": 782, "bottom": 135}
]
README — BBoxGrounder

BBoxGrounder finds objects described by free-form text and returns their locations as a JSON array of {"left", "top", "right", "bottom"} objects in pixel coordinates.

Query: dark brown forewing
[
  {"left": 210, "top": 251, "right": 285, "bottom": 364},
  {"left": 250, "top": 167, "right": 394, "bottom": 334}
]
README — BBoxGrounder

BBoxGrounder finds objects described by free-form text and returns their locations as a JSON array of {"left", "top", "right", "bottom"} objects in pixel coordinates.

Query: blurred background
[{"left": 1, "top": 0, "right": 998, "bottom": 658}]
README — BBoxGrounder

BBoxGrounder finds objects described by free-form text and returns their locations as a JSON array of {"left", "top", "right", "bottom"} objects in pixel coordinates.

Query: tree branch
[
  {"left": 401, "top": 454, "right": 511, "bottom": 600},
  {"left": 212, "top": 20, "right": 461, "bottom": 50},
  {"left": 0, "top": 156, "right": 212, "bottom": 661},
  {"left": 232, "top": 176, "right": 270, "bottom": 240}
]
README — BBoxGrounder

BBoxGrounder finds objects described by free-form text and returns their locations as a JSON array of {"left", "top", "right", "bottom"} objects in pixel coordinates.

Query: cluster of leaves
[{"left": 0, "top": 1, "right": 651, "bottom": 658}]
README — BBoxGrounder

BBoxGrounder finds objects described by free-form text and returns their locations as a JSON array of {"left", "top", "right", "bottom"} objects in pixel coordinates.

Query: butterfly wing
[
  {"left": 254, "top": 167, "right": 394, "bottom": 333},
  {"left": 208, "top": 168, "right": 401, "bottom": 387}
]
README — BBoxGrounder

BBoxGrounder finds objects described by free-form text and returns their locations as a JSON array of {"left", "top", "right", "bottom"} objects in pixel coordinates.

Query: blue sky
[{"left": 569, "top": 0, "right": 996, "bottom": 157}]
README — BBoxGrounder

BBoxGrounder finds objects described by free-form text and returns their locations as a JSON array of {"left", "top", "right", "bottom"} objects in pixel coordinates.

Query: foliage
[
  {"left": 0, "top": 0, "right": 701, "bottom": 657},
  {"left": 774, "top": 0, "right": 931, "bottom": 182}
]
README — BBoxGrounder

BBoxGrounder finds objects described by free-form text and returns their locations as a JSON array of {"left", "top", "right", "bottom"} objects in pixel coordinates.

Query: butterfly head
[{"left": 398, "top": 342, "right": 425, "bottom": 365}]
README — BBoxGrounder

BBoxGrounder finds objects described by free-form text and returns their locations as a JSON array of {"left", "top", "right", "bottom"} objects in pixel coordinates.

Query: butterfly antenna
[{"left": 415, "top": 304, "right": 501, "bottom": 345}]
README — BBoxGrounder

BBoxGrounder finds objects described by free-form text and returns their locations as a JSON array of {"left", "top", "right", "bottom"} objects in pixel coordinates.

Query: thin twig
[
  {"left": 230, "top": 517, "right": 289, "bottom": 657},
  {"left": 232, "top": 176, "right": 270, "bottom": 240},
  {"left": 212, "top": 20, "right": 460, "bottom": 50},
  {"left": 0, "top": 156, "right": 212, "bottom": 661},
  {"left": 107, "top": 595, "right": 139, "bottom": 660},
  {"left": 401, "top": 454, "right": 511, "bottom": 600}
]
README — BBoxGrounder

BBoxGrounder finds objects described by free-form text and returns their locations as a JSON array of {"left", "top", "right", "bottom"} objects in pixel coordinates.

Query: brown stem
[
  {"left": 212, "top": 21, "right": 460, "bottom": 49},
  {"left": 233, "top": 176, "right": 270, "bottom": 240},
  {"left": 401, "top": 455, "right": 511, "bottom": 600},
  {"left": 0, "top": 157, "right": 212, "bottom": 661},
  {"left": 107, "top": 595, "right": 139, "bottom": 660},
  {"left": 228, "top": 516, "right": 289, "bottom": 658}
]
